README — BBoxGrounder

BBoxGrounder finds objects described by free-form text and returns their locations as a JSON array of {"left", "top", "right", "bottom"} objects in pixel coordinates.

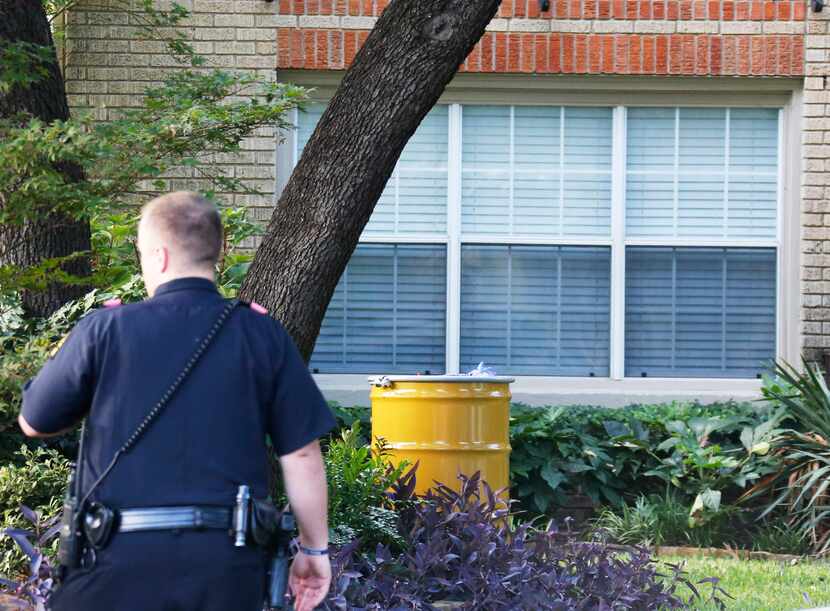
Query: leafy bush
[
  {"left": 0, "top": 505, "right": 61, "bottom": 611},
  {"left": 751, "top": 522, "right": 812, "bottom": 555},
  {"left": 328, "top": 403, "right": 370, "bottom": 444},
  {"left": 0, "top": 448, "right": 69, "bottom": 577},
  {"left": 746, "top": 360, "right": 830, "bottom": 555},
  {"left": 642, "top": 415, "right": 782, "bottom": 527},
  {"left": 509, "top": 402, "right": 779, "bottom": 519},
  {"left": 591, "top": 496, "right": 664, "bottom": 547},
  {"left": 324, "top": 473, "right": 727, "bottom": 610},
  {"left": 541, "top": 400, "right": 764, "bottom": 434},
  {"left": 510, "top": 406, "right": 633, "bottom": 512},
  {"left": 324, "top": 423, "right": 414, "bottom": 549},
  {"left": 592, "top": 493, "right": 760, "bottom": 551},
  {"left": 326, "top": 401, "right": 779, "bottom": 521}
]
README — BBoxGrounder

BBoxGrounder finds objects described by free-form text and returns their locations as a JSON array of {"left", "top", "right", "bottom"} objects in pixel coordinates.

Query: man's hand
[{"left": 289, "top": 553, "right": 331, "bottom": 611}]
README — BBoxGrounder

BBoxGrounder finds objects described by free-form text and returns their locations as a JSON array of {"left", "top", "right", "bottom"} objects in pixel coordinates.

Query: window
[
  {"left": 311, "top": 244, "right": 447, "bottom": 374},
  {"left": 626, "top": 108, "right": 778, "bottom": 239},
  {"left": 461, "top": 106, "right": 612, "bottom": 236},
  {"left": 460, "top": 245, "right": 610, "bottom": 376},
  {"left": 624, "top": 107, "right": 779, "bottom": 378},
  {"left": 303, "top": 105, "right": 449, "bottom": 374},
  {"left": 625, "top": 247, "right": 776, "bottom": 378},
  {"left": 293, "top": 103, "right": 780, "bottom": 378}
]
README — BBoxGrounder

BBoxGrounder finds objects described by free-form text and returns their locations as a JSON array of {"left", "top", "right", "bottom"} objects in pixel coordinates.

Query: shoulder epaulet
[
  {"left": 102, "top": 298, "right": 122, "bottom": 308},
  {"left": 239, "top": 300, "right": 269, "bottom": 315},
  {"left": 49, "top": 334, "right": 70, "bottom": 359}
]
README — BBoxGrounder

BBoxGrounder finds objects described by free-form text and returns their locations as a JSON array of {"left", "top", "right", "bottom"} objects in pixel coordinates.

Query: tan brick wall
[
  {"left": 62, "top": 0, "right": 282, "bottom": 229},
  {"left": 803, "top": 11, "right": 830, "bottom": 362}
]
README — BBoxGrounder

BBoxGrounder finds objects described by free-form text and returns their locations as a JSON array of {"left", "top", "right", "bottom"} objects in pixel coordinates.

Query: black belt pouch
[{"left": 249, "top": 499, "right": 281, "bottom": 550}]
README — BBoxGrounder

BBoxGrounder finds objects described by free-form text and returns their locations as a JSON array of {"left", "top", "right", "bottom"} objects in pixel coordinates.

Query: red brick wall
[
  {"left": 276, "top": 1, "right": 806, "bottom": 76},
  {"left": 278, "top": 0, "right": 807, "bottom": 20}
]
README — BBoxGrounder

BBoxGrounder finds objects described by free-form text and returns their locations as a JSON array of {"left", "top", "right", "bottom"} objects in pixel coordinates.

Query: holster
[
  {"left": 248, "top": 497, "right": 281, "bottom": 550},
  {"left": 235, "top": 492, "right": 293, "bottom": 609}
]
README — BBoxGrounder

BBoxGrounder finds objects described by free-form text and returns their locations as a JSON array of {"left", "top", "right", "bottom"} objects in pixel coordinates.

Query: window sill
[{"left": 313, "top": 374, "right": 765, "bottom": 408}]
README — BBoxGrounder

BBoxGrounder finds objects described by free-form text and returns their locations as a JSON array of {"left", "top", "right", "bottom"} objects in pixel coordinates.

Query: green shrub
[
  {"left": 510, "top": 406, "right": 635, "bottom": 513},
  {"left": 327, "top": 402, "right": 370, "bottom": 443},
  {"left": 0, "top": 446, "right": 69, "bottom": 577},
  {"left": 643, "top": 414, "right": 783, "bottom": 527},
  {"left": 509, "top": 402, "right": 779, "bottom": 517},
  {"left": 327, "top": 401, "right": 779, "bottom": 519},
  {"left": 324, "top": 422, "right": 412, "bottom": 549},
  {"left": 748, "top": 360, "right": 830, "bottom": 555},
  {"left": 591, "top": 496, "right": 662, "bottom": 547},
  {"left": 592, "top": 493, "right": 753, "bottom": 550}
]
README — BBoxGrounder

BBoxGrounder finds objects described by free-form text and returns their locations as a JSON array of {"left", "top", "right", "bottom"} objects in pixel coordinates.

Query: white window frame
[{"left": 275, "top": 71, "right": 802, "bottom": 401}]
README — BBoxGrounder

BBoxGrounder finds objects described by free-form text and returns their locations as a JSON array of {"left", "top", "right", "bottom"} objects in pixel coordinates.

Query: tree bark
[
  {"left": 240, "top": 0, "right": 500, "bottom": 360},
  {"left": 0, "top": 0, "right": 91, "bottom": 318}
]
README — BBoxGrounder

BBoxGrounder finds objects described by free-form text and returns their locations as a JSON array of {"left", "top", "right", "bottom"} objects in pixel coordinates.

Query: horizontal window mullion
[
  {"left": 460, "top": 235, "right": 612, "bottom": 246},
  {"left": 625, "top": 238, "right": 778, "bottom": 248},
  {"left": 462, "top": 168, "right": 614, "bottom": 176},
  {"left": 359, "top": 235, "right": 449, "bottom": 244},
  {"left": 627, "top": 169, "right": 777, "bottom": 178}
]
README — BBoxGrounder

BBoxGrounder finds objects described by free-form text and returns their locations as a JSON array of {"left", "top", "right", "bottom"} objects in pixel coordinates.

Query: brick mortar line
[{"left": 285, "top": 15, "right": 808, "bottom": 33}]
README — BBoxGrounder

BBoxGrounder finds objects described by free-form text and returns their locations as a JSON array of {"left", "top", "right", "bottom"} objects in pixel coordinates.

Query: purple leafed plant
[
  {"left": 324, "top": 473, "right": 728, "bottom": 610},
  {"left": 0, "top": 505, "right": 61, "bottom": 611}
]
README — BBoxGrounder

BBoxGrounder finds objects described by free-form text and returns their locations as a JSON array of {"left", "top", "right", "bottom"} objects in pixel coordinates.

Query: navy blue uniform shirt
[{"left": 21, "top": 277, "right": 335, "bottom": 508}]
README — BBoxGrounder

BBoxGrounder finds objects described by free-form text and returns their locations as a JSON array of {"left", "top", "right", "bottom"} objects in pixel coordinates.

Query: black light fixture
[
  {"left": 540, "top": 0, "right": 551, "bottom": 11},
  {"left": 813, "top": 0, "right": 824, "bottom": 12}
]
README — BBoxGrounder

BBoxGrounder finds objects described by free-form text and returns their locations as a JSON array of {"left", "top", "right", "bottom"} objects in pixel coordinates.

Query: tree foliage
[{"left": 0, "top": 0, "right": 306, "bottom": 302}]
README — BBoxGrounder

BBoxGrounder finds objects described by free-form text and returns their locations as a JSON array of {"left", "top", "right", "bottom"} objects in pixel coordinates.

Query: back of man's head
[{"left": 139, "top": 191, "right": 223, "bottom": 272}]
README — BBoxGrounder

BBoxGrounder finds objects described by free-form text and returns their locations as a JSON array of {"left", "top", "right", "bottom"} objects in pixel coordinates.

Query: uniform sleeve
[
  {"left": 268, "top": 326, "right": 336, "bottom": 456},
  {"left": 21, "top": 318, "right": 97, "bottom": 434}
]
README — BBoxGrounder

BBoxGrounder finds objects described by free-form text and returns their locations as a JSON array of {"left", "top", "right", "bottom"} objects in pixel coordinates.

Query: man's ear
[{"left": 156, "top": 246, "right": 169, "bottom": 274}]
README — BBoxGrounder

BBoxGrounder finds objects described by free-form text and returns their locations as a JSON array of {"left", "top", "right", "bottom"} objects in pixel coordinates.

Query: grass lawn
[{"left": 657, "top": 555, "right": 830, "bottom": 610}]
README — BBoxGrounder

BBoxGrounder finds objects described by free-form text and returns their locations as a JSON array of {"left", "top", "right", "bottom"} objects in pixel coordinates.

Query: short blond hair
[{"left": 140, "top": 192, "right": 222, "bottom": 267}]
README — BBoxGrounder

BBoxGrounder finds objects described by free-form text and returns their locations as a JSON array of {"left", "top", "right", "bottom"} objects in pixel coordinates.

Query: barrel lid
[{"left": 368, "top": 374, "right": 515, "bottom": 385}]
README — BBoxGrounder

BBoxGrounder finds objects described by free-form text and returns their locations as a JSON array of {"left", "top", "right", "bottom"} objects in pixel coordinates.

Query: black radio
[{"left": 56, "top": 463, "right": 84, "bottom": 572}]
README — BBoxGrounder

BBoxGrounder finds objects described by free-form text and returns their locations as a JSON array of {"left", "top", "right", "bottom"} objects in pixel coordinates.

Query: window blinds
[
  {"left": 461, "top": 106, "right": 613, "bottom": 237},
  {"left": 460, "top": 245, "right": 611, "bottom": 376},
  {"left": 296, "top": 103, "right": 449, "bottom": 236},
  {"left": 626, "top": 107, "right": 778, "bottom": 239},
  {"left": 310, "top": 244, "right": 447, "bottom": 373},
  {"left": 625, "top": 247, "right": 776, "bottom": 378},
  {"left": 300, "top": 102, "right": 780, "bottom": 379}
]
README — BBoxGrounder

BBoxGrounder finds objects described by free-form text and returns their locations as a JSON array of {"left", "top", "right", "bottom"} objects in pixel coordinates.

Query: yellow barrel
[{"left": 369, "top": 375, "right": 513, "bottom": 497}]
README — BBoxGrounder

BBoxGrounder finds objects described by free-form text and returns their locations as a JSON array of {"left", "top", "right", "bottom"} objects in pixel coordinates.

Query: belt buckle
[{"left": 193, "top": 508, "right": 204, "bottom": 530}]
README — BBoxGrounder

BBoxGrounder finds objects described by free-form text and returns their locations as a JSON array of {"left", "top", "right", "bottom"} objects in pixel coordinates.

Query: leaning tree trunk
[
  {"left": 240, "top": 0, "right": 500, "bottom": 360},
  {"left": 0, "top": 0, "right": 90, "bottom": 318}
]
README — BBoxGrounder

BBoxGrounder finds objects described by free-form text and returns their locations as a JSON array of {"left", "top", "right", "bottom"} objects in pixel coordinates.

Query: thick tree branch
[{"left": 240, "top": 0, "right": 500, "bottom": 360}]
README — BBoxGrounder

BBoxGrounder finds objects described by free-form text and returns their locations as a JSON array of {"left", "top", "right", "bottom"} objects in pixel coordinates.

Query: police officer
[{"left": 18, "top": 192, "right": 335, "bottom": 611}]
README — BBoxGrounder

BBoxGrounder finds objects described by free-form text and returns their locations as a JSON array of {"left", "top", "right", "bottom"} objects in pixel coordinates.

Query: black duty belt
[{"left": 118, "top": 506, "right": 231, "bottom": 533}]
